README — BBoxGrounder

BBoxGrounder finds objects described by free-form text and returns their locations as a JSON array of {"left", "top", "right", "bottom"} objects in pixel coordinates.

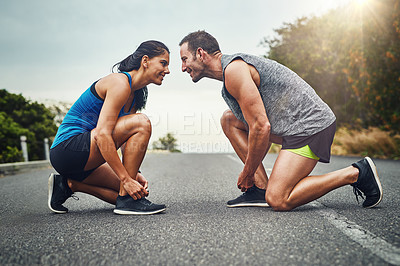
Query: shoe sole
[
  {"left": 48, "top": 173, "right": 67, "bottom": 214},
  {"left": 113, "top": 208, "right": 166, "bottom": 215},
  {"left": 227, "top": 202, "right": 270, "bottom": 208},
  {"left": 364, "top": 157, "right": 383, "bottom": 208}
]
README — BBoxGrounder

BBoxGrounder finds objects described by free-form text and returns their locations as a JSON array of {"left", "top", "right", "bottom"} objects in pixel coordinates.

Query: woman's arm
[{"left": 94, "top": 78, "right": 147, "bottom": 199}]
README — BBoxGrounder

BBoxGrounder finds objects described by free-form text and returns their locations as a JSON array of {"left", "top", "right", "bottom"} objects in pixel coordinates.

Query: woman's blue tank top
[{"left": 51, "top": 72, "right": 135, "bottom": 149}]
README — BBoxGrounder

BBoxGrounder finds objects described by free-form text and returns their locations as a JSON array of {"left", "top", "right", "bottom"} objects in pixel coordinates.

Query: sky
[{"left": 0, "top": 0, "right": 350, "bottom": 152}]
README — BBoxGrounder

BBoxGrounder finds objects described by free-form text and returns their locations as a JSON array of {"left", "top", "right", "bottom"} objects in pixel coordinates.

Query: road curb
[{"left": 0, "top": 160, "right": 51, "bottom": 177}]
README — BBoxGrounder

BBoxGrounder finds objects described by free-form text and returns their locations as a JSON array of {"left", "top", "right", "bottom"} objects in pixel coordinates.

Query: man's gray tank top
[{"left": 221, "top": 53, "right": 336, "bottom": 137}]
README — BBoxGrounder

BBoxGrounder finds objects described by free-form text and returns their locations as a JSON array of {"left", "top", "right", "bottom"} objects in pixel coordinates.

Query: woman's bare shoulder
[{"left": 95, "top": 73, "right": 131, "bottom": 98}]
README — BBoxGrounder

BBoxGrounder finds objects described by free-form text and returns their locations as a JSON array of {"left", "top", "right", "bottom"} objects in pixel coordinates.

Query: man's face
[{"left": 180, "top": 42, "right": 205, "bottom": 83}]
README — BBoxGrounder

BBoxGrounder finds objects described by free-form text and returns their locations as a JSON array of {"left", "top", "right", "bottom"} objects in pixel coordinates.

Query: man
[{"left": 179, "top": 30, "right": 382, "bottom": 211}]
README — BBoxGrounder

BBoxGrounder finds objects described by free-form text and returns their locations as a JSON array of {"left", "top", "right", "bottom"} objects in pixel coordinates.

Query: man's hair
[{"left": 179, "top": 30, "right": 221, "bottom": 56}]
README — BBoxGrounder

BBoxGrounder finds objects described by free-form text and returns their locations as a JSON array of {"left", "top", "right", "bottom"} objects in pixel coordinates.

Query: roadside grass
[
  {"left": 268, "top": 127, "right": 400, "bottom": 160},
  {"left": 332, "top": 127, "right": 400, "bottom": 160}
]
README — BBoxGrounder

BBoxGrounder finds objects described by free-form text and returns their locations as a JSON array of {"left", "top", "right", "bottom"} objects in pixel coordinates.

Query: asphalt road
[{"left": 1, "top": 153, "right": 399, "bottom": 265}]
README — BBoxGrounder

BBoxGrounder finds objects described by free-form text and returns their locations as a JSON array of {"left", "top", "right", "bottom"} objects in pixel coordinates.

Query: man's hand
[
  {"left": 225, "top": 60, "right": 271, "bottom": 192},
  {"left": 237, "top": 170, "right": 255, "bottom": 192}
]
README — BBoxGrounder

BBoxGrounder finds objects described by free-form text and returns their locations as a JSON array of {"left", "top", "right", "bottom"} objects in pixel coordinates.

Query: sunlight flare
[{"left": 356, "top": 0, "right": 369, "bottom": 6}]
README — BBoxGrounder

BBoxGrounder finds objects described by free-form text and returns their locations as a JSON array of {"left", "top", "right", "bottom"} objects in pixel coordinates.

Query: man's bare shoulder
[
  {"left": 225, "top": 59, "right": 249, "bottom": 75},
  {"left": 225, "top": 58, "right": 260, "bottom": 88}
]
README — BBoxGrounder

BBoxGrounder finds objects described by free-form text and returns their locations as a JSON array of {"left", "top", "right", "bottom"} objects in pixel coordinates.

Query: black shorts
[
  {"left": 50, "top": 131, "right": 97, "bottom": 181},
  {"left": 281, "top": 121, "right": 336, "bottom": 163}
]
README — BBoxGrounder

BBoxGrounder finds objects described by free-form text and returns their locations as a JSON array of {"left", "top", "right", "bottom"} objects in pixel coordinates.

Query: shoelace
[
  {"left": 71, "top": 194, "right": 79, "bottom": 201},
  {"left": 351, "top": 185, "right": 365, "bottom": 204},
  {"left": 139, "top": 198, "right": 153, "bottom": 206},
  {"left": 237, "top": 186, "right": 256, "bottom": 199}
]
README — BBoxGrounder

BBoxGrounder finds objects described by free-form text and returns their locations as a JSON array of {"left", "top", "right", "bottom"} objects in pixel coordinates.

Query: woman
[{"left": 49, "top": 40, "right": 170, "bottom": 215}]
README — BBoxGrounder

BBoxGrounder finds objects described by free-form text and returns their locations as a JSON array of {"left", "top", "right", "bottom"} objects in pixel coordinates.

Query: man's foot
[
  {"left": 48, "top": 173, "right": 74, "bottom": 214},
  {"left": 351, "top": 157, "right": 383, "bottom": 208},
  {"left": 113, "top": 195, "right": 166, "bottom": 215},
  {"left": 227, "top": 185, "right": 269, "bottom": 208}
]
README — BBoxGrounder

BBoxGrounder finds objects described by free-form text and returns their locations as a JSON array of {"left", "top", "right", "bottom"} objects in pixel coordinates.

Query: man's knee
[
  {"left": 220, "top": 110, "right": 236, "bottom": 132},
  {"left": 266, "top": 190, "right": 293, "bottom": 211}
]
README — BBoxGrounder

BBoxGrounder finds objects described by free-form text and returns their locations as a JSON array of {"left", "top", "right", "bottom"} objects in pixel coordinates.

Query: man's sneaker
[
  {"left": 48, "top": 173, "right": 75, "bottom": 214},
  {"left": 227, "top": 185, "right": 269, "bottom": 208},
  {"left": 113, "top": 195, "right": 166, "bottom": 215},
  {"left": 351, "top": 157, "right": 383, "bottom": 208}
]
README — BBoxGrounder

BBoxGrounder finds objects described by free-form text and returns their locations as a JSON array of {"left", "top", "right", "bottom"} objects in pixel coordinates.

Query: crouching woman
[{"left": 48, "top": 40, "right": 170, "bottom": 215}]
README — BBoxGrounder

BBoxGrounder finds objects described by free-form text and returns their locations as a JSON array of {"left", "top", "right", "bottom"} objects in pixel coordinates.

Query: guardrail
[{"left": 0, "top": 160, "right": 51, "bottom": 177}]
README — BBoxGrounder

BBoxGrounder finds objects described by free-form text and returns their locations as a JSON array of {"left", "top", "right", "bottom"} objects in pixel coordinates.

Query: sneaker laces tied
[
  {"left": 140, "top": 198, "right": 152, "bottom": 205},
  {"left": 351, "top": 185, "right": 364, "bottom": 204},
  {"left": 242, "top": 186, "right": 256, "bottom": 195}
]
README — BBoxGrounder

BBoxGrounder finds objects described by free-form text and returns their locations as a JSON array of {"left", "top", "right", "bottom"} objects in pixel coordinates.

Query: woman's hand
[
  {"left": 136, "top": 172, "right": 148, "bottom": 191},
  {"left": 122, "top": 178, "right": 149, "bottom": 200},
  {"left": 237, "top": 170, "right": 255, "bottom": 192}
]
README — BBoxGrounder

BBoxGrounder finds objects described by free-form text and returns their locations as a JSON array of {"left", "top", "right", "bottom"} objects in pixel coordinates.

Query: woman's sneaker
[
  {"left": 227, "top": 185, "right": 269, "bottom": 207},
  {"left": 113, "top": 195, "right": 166, "bottom": 215},
  {"left": 48, "top": 173, "right": 74, "bottom": 214},
  {"left": 351, "top": 157, "right": 383, "bottom": 208}
]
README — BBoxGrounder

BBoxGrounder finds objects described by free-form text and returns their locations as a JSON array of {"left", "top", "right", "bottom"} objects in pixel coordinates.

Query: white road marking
[{"left": 311, "top": 201, "right": 400, "bottom": 265}]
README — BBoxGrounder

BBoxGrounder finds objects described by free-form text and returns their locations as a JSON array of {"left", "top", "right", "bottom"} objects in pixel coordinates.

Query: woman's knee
[
  {"left": 136, "top": 113, "right": 152, "bottom": 136},
  {"left": 124, "top": 113, "right": 152, "bottom": 136}
]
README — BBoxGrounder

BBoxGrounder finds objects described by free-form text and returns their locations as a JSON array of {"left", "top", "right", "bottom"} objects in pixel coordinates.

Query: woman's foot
[
  {"left": 48, "top": 173, "right": 74, "bottom": 214},
  {"left": 113, "top": 194, "right": 166, "bottom": 215}
]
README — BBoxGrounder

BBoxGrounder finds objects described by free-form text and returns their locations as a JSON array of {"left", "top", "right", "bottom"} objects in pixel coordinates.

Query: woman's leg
[
  {"left": 266, "top": 150, "right": 359, "bottom": 211},
  {"left": 68, "top": 163, "right": 120, "bottom": 204},
  {"left": 67, "top": 113, "right": 151, "bottom": 202}
]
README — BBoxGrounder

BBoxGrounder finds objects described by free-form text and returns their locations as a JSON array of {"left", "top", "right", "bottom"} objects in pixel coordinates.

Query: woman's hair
[{"left": 112, "top": 40, "right": 170, "bottom": 111}]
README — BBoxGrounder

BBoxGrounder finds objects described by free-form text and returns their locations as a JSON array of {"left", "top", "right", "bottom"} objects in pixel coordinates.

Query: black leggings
[{"left": 50, "top": 131, "right": 97, "bottom": 181}]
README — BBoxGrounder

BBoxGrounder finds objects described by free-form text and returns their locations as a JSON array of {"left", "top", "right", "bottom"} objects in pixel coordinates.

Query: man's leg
[
  {"left": 221, "top": 110, "right": 270, "bottom": 189},
  {"left": 221, "top": 110, "right": 285, "bottom": 208},
  {"left": 266, "top": 150, "right": 359, "bottom": 211}
]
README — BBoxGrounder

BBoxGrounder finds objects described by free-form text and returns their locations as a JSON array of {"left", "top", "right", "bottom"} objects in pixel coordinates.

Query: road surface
[{"left": 1, "top": 153, "right": 399, "bottom": 265}]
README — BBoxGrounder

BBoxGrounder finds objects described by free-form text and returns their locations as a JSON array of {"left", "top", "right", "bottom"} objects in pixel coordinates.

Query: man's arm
[{"left": 224, "top": 59, "right": 271, "bottom": 190}]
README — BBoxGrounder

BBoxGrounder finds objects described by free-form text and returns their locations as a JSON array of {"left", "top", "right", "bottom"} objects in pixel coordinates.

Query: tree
[
  {"left": 0, "top": 89, "right": 58, "bottom": 162},
  {"left": 261, "top": 0, "right": 400, "bottom": 132},
  {"left": 349, "top": 0, "right": 400, "bottom": 131},
  {"left": 152, "top": 133, "right": 181, "bottom": 152},
  {"left": 0, "top": 112, "right": 30, "bottom": 163}
]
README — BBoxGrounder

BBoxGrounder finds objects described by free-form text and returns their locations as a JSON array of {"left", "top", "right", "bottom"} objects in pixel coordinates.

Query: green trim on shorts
[{"left": 286, "top": 145, "right": 320, "bottom": 160}]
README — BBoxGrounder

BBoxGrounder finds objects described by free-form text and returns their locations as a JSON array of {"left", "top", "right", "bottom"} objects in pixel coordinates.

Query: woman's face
[{"left": 146, "top": 51, "right": 170, "bottom": 85}]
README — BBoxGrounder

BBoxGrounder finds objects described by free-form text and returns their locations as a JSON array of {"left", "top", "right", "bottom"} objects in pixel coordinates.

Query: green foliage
[
  {"left": 261, "top": 0, "right": 400, "bottom": 133},
  {"left": 152, "top": 133, "right": 181, "bottom": 152},
  {"left": 0, "top": 112, "right": 29, "bottom": 163},
  {"left": 0, "top": 89, "right": 58, "bottom": 162}
]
